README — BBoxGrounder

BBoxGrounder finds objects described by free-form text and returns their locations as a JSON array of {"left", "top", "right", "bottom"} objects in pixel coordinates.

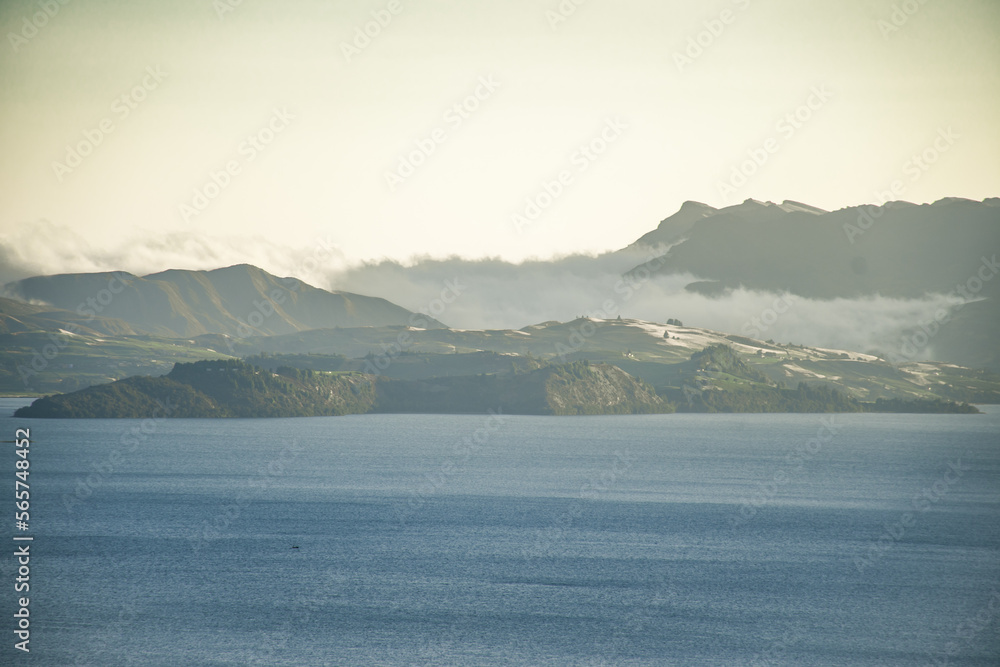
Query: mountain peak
[
  {"left": 779, "top": 200, "right": 827, "bottom": 215},
  {"left": 930, "top": 197, "right": 978, "bottom": 207},
  {"left": 715, "top": 198, "right": 827, "bottom": 217},
  {"left": 715, "top": 199, "right": 777, "bottom": 216},
  {"left": 628, "top": 201, "right": 718, "bottom": 249},
  {"left": 678, "top": 200, "right": 717, "bottom": 212}
]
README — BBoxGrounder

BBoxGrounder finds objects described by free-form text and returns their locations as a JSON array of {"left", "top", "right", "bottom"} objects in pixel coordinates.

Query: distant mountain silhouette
[
  {"left": 3, "top": 264, "right": 444, "bottom": 338},
  {"left": 3, "top": 197, "right": 997, "bottom": 374},
  {"left": 628, "top": 197, "right": 998, "bottom": 299},
  {"left": 627, "top": 197, "right": 1000, "bottom": 370}
]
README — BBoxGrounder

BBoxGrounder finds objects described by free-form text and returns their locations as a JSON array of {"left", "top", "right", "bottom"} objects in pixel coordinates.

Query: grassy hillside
[
  {"left": 16, "top": 359, "right": 377, "bottom": 418},
  {"left": 542, "top": 362, "right": 669, "bottom": 415},
  {"left": 374, "top": 361, "right": 670, "bottom": 415},
  {"left": 164, "top": 359, "right": 377, "bottom": 417},
  {"left": 11, "top": 375, "right": 218, "bottom": 419},
  {"left": 0, "top": 331, "right": 235, "bottom": 396},
  {"left": 4, "top": 316, "right": 997, "bottom": 405},
  {"left": 655, "top": 345, "right": 979, "bottom": 413},
  {"left": 3, "top": 264, "right": 442, "bottom": 338},
  {"left": 15, "top": 359, "right": 669, "bottom": 418},
  {"left": 0, "top": 296, "right": 139, "bottom": 336},
  {"left": 243, "top": 350, "right": 547, "bottom": 380}
]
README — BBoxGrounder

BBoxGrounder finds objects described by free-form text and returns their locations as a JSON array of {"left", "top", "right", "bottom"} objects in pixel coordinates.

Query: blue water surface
[{"left": 2, "top": 398, "right": 998, "bottom": 666}]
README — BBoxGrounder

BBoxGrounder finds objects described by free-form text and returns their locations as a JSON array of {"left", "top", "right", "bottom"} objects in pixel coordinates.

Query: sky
[{"left": 1, "top": 0, "right": 997, "bottom": 277}]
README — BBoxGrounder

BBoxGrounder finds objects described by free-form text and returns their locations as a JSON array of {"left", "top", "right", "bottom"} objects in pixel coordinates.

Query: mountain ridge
[
  {"left": 623, "top": 196, "right": 999, "bottom": 370},
  {"left": 2, "top": 263, "right": 444, "bottom": 338},
  {"left": 2, "top": 196, "right": 997, "bottom": 381}
]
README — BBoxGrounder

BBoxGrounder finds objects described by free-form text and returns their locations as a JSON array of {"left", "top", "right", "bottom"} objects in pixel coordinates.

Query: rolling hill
[
  {"left": 2, "top": 264, "right": 443, "bottom": 338},
  {"left": 5, "top": 313, "right": 996, "bottom": 406}
]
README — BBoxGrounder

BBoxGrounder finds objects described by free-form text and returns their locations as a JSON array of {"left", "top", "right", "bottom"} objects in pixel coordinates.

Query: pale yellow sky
[{"left": 1, "top": 0, "right": 998, "bottom": 268}]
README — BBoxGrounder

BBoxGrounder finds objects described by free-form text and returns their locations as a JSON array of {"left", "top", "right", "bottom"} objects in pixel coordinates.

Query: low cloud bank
[
  {"left": 325, "top": 253, "right": 957, "bottom": 361},
  {"left": 0, "top": 220, "right": 347, "bottom": 287},
  {"left": 0, "top": 225, "right": 957, "bottom": 361}
]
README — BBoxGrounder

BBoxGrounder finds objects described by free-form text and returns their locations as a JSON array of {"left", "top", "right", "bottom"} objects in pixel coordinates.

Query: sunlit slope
[{"left": 3, "top": 264, "right": 441, "bottom": 337}]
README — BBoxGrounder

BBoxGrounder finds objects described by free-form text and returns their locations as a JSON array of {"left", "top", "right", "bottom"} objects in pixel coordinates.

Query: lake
[{"left": 2, "top": 398, "right": 998, "bottom": 666}]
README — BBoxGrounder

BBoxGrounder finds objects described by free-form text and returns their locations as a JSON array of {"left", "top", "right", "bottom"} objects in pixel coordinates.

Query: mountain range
[
  {"left": 321, "top": 196, "right": 998, "bottom": 371},
  {"left": 625, "top": 197, "right": 999, "bottom": 371},
  {"left": 2, "top": 196, "right": 998, "bottom": 413},
  {"left": 629, "top": 197, "right": 999, "bottom": 299}
]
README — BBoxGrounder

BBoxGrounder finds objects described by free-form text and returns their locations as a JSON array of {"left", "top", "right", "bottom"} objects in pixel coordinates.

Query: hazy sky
[{"left": 1, "top": 0, "right": 998, "bottom": 268}]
